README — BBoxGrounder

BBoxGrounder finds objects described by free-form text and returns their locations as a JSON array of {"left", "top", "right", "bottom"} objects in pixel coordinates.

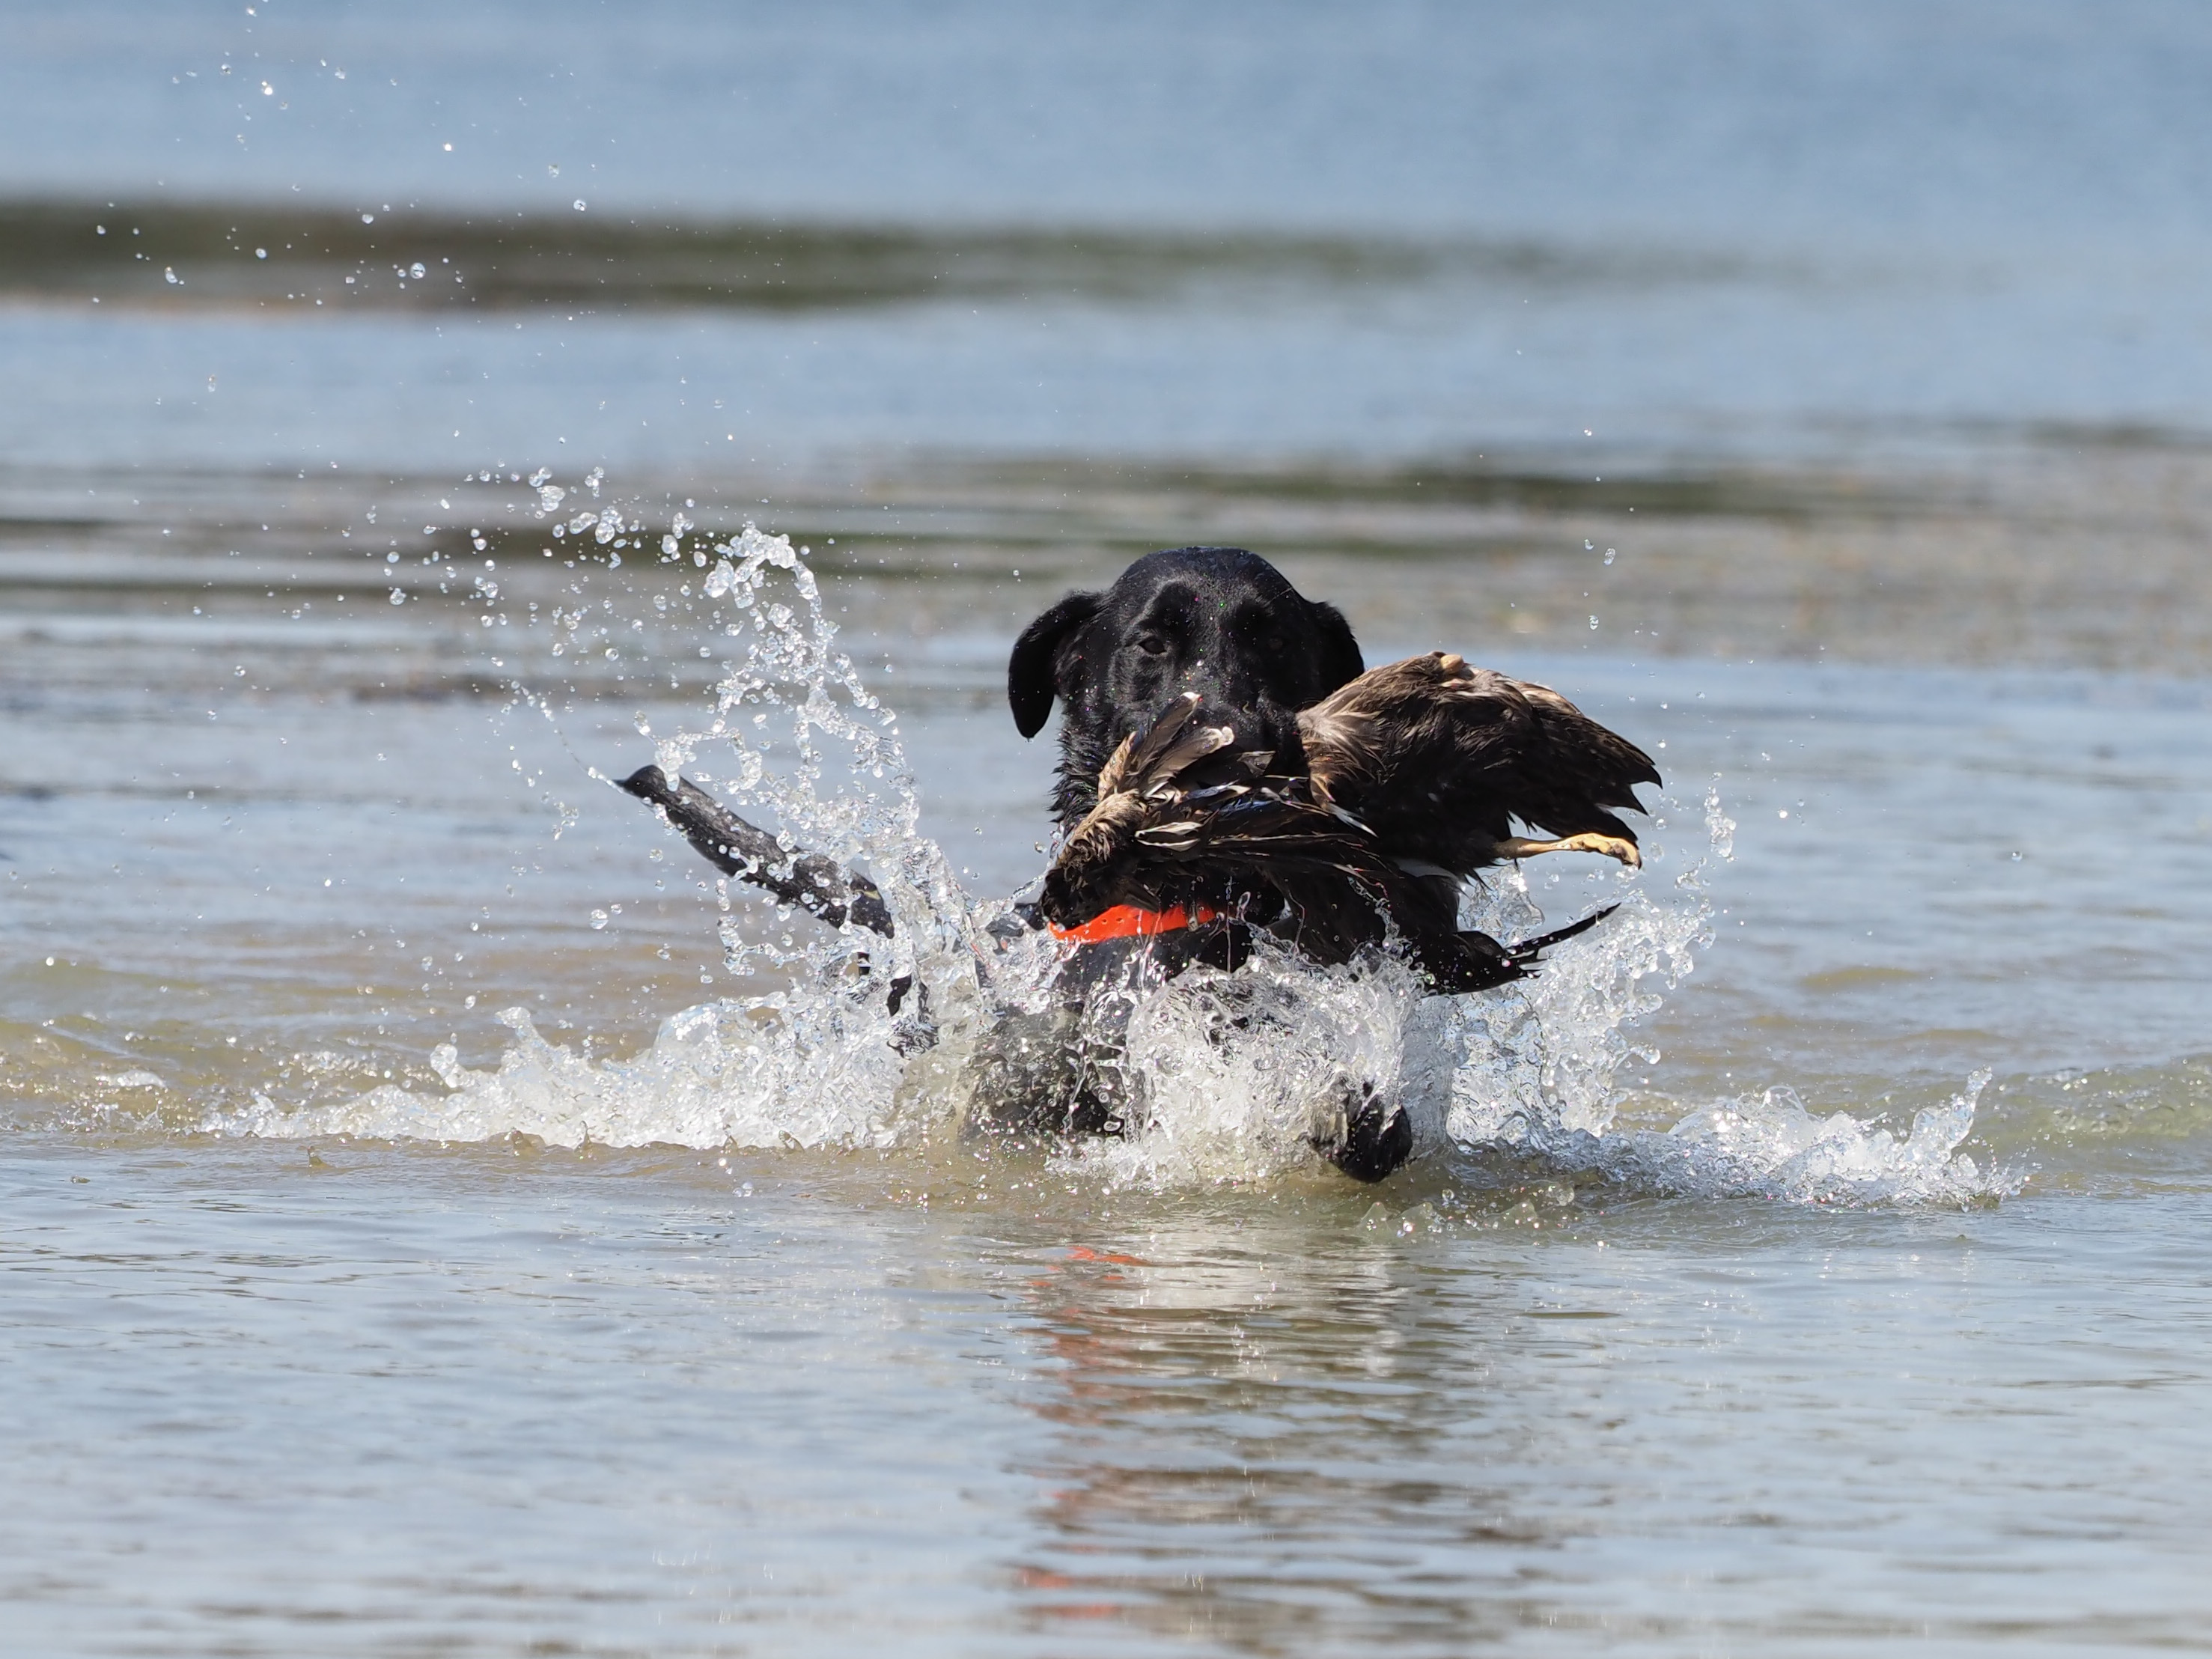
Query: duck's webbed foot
[{"left": 1494, "top": 832, "right": 1642, "bottom": 868}]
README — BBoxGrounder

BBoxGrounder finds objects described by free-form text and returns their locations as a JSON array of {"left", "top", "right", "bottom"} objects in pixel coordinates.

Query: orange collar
[{"left": 1048, "top": 901, "right": 1222, "bottom": 946}]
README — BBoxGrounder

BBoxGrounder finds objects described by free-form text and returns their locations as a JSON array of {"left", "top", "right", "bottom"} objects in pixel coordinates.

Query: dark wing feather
[
  {"left": 1045, "top": 768, "right": 1388, "bottom": 926},
  {"left": 1510, "top": 679, "right": 1662, "bottom": 838},
  {"left": 1297, "top": 652, "right": 1659, "bottom": 874}
]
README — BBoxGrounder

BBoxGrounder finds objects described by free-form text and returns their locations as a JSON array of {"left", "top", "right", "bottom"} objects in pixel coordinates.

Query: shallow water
[
  {"left": 10, "top": 5, "right": 2212, "bottom": 1652},
  {"left": 12, "top": 1134, "right": 2212, "bottom": 1657},
  {"left": 7, "top": 495, "right": 2212, "bottom": 1652}
]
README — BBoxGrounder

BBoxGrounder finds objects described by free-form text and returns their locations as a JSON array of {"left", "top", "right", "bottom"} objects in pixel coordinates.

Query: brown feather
[
  {"left": 1296, "top": 651, "right": 1657, "bottom": 875},
  {"left": 1038, "top": 651, "right": 1656, "bottom": 983}
]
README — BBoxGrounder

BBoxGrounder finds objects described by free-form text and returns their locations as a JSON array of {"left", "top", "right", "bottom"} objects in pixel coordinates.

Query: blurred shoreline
[{"left": 3, "top": 195, "right": 1742, "bottom": 315}]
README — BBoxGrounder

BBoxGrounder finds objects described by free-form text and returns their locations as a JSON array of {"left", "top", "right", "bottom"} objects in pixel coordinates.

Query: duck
[{"left": 1038, "top": 653, "right": 1659, "bottom": 991}]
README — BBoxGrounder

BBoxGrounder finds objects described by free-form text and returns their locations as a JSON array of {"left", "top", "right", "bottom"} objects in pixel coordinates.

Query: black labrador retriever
[{"left": 625, "top": 547, "right": 1618, "bottom": 1181}]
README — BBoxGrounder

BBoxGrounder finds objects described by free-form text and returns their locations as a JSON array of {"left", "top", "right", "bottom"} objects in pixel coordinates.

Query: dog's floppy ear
[
  {"left": 1308, "top": 600, "right": 1365, "bottom": 696},
  {"left": 1008, "top": 591, "right": 1101, "bottom": 738}
]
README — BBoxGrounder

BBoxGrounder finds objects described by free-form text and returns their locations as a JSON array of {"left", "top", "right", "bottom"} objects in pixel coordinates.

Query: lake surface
[{"left": 7, "top": 6, "right": 2212, "bottom": 1655}]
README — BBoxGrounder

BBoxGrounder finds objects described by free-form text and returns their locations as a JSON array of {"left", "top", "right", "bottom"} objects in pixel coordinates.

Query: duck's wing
[
  {"left": 1297, "top": 652, "right": 1660, "bottom": 873},
  {"left": 1134, "top": 785, "right": 1424, "bottom": 964},
  {"left": 1508, "top": 677, "right": 1663, "bottom": 841},
  {"left": 1135, "top": 785, "right": 1367, "bottom": 863},
  {"left": 1046, "top": 776, "right": 1389, "bottom": 925}
]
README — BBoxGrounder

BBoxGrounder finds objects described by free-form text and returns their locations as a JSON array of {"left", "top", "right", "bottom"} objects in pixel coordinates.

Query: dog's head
[{"left": 1008, "top": 547, "right": 1364, "bottom": 825}]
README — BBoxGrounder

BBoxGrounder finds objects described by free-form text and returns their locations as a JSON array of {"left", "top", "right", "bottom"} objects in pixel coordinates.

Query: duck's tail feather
[{"left": 1504, "top": 903, "right": 1618, "bottom": 963}]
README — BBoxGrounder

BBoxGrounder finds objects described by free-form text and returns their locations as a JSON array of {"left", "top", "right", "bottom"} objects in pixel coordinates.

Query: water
[
  {"left": 9, "top": 501, "right": 2211, "bottom": 1652},
  {"left": 12, "top": 4, "right": 2212, "bottom": 475},
  {"left": 9, "top": 5, "right": 2212, "bottom": 1653}
]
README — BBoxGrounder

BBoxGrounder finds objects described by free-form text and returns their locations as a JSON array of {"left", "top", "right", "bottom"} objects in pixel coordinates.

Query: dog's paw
[{"left": 1315, "top": 1081, "right": 1413, "bottom": 1183}]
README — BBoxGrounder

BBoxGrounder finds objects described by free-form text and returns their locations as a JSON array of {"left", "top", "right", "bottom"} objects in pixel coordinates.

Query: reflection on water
[
  {"left": 10, "top": 1135, "right": 2212, "bottom": 1656},
  {"left": 996, "top": 1192, "right": 2212, "bottom": 1652}
]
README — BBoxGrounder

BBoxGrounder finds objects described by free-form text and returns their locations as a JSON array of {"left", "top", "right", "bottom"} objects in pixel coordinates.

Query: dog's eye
[{"left": 1135, "top": 633, "right": 1170, "bottom": 657}]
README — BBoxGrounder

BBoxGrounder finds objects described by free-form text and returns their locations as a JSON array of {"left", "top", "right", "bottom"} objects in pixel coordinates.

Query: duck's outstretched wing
[
  {"left": 619, "top": 764, "right": 894, "bottom": 936},
  {"left": 1297, "top": 652, "right": 1659, "bottom": 875}
]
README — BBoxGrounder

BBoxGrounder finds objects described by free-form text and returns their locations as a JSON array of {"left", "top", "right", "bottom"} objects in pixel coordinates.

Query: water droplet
[
  {"left": 361, "top": 213, "right": 374, "bottom": 224},
  {"left": 163, "top": 267, "right": 180, "bottom": 284},
  {"left": 1603, "top": 547, "right": 1616, "bottom": 565},
  {"left": 589, "top": 908, "right": 609, "bottom": 930},
  {"left": 255, "top": 247, "right": 266, "bottom": 259},
  {"left": 389, "top": 588, "right": 406, "bottom": 605},
  {"left": 410, "top": 261, "right": 426, "bottom": 278},
  {"left": 573, "top": 198, "right": 587, "bottom": 212}
]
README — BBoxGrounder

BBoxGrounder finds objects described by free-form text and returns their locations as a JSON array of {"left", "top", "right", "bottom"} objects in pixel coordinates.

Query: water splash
[{"left": 225, "top": 500, "right": 2009, "bottom": 1208}]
